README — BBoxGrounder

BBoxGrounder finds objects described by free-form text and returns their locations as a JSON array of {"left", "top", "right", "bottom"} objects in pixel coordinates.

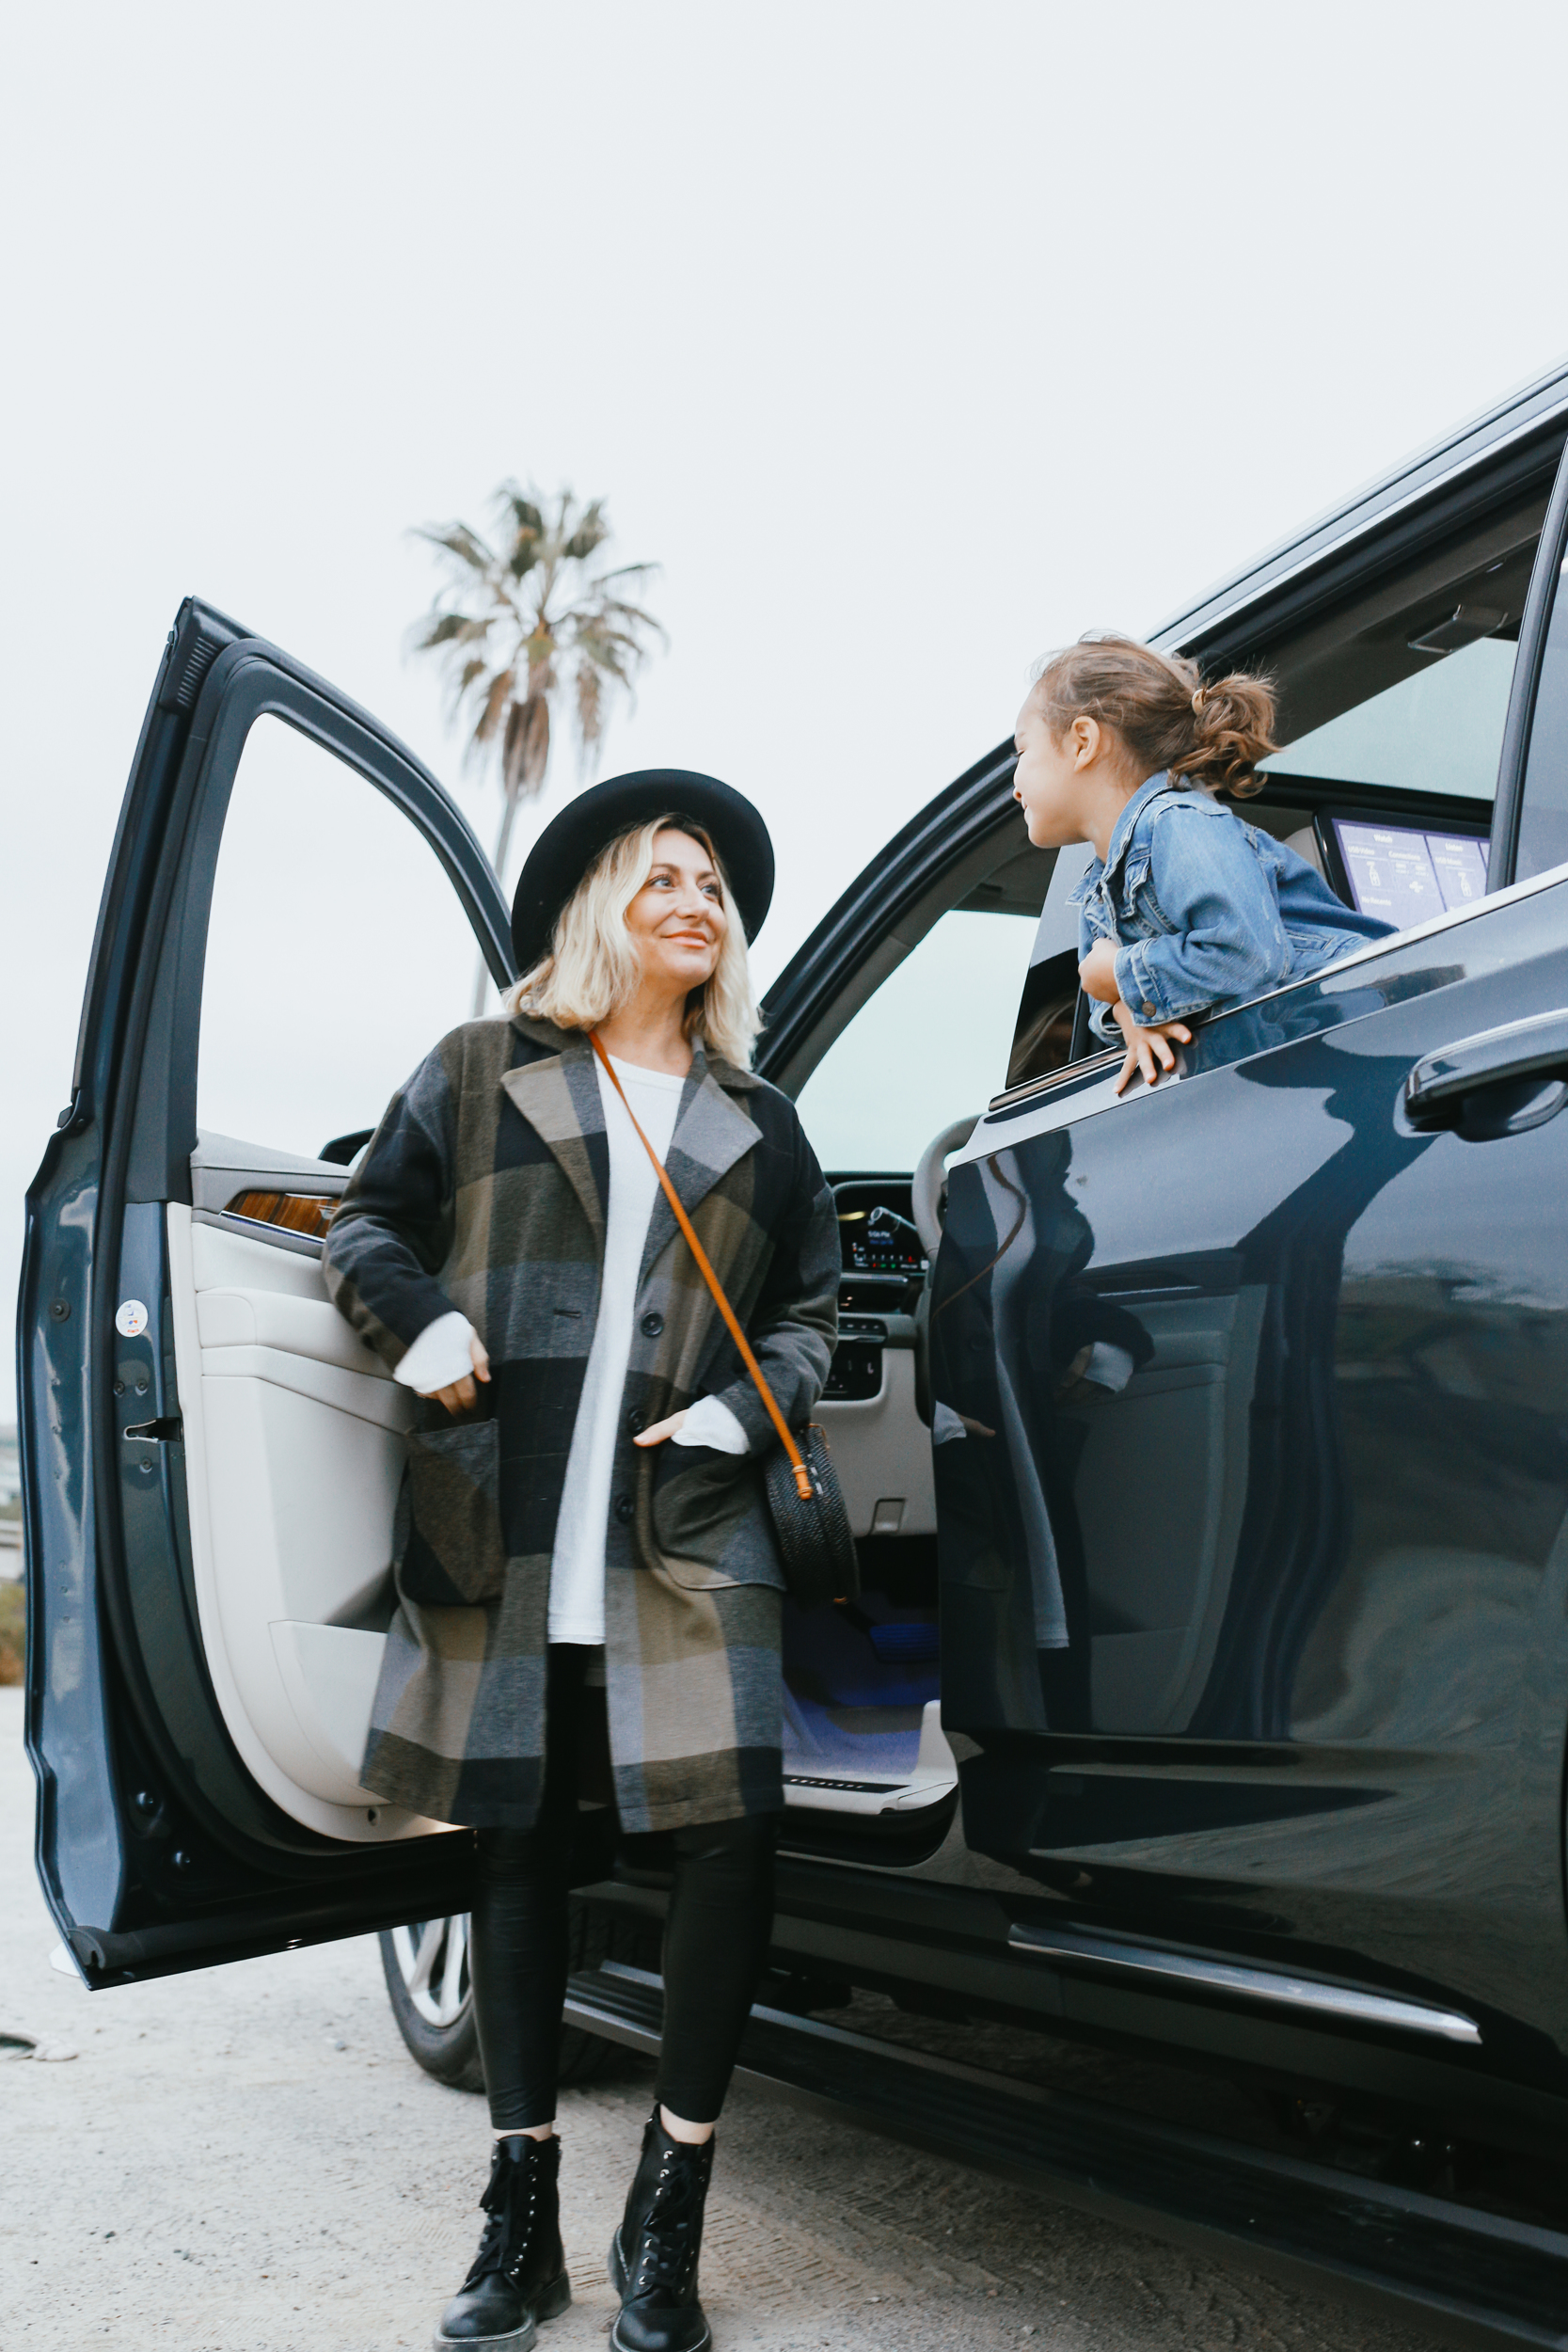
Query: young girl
[{"left": 1012, "top": 634, "right": 1395, "bottom": 1092}]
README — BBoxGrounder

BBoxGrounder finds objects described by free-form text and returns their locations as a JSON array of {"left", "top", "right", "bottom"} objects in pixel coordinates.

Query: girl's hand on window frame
[{"left": 1111, "top": 1002, "right": 1193, "bottom": 1095}]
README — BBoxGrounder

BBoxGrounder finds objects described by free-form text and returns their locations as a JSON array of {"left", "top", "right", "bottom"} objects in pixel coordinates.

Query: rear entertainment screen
[{"left": 1330, "top": 819, "right": 1490, "bottom": 928}]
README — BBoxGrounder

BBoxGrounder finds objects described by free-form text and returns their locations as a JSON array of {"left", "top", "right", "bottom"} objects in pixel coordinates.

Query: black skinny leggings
[{"left": 469, "top": 1644, "right": 778, "bottom": 2131}]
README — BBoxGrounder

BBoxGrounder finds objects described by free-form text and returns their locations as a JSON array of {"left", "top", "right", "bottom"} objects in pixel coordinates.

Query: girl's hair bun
[{"left": 1032, "top": 633, "right": 1277, "bottom": 797}]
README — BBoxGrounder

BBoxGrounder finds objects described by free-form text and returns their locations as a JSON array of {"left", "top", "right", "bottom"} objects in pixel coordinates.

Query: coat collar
[
  {"left": 1098, "top": 770, "right": 1175, "bottom": 886},
  {"left": 638, "top": 1040, "right": 764, "bottom": 1284},
  {"left": 1077, "top": 771, "right": 1231, "bottom": 897},
  {"left": 499, "top": 1019, "right": 609, "bottom": 1242},
  {"left": 1069, "top": 771, "right": 1221, "bottom": 906},
  {"left": 499, "top": 1015, "right": 765, "bottom": 1262}
]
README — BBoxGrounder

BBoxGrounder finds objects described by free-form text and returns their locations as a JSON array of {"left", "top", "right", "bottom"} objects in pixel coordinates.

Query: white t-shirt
[
  {"left": 547, "top": 1055, "right": 684, "bottom": 1641},
  {"left": 394, "top": 1050, "right": 748, "bottom": 1645}
]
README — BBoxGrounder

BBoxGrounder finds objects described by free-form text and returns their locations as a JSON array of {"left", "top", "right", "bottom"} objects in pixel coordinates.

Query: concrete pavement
[{"left": 0, "top": 1688, "right": 1448, "bottom": 2352}]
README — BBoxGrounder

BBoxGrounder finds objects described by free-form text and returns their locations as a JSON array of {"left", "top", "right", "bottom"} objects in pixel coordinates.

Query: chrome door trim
[{"left": 1007, "top": 1922, "right": 1482, "bottom": 2045}]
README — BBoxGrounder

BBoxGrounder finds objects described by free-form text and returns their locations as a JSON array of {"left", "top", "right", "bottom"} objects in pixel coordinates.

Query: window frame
[
  {"left": 117, "top": 648, "right": 514, "bottom": 1205},
  {"left": 1493, "top": 449, "right": 1568, "bottom": 885}
]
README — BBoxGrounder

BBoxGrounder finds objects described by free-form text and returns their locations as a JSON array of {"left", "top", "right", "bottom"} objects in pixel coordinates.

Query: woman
[{"left": 323, "top": 771, "right": 838, "bottom": 2352}]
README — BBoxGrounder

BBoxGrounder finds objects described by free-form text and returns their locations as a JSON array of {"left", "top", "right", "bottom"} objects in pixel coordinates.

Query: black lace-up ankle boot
[
  {"left": 435, "top": 2132, "right": 571, "bottom": 2350},
  {"left": 608, "top": 2105, "right": 715, "bottom": 2352}
]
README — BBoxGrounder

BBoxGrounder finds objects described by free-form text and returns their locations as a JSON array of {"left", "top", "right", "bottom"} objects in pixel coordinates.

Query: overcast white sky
[{"left": 4, "top": 0, "right": 1568, "bottom": 1421}]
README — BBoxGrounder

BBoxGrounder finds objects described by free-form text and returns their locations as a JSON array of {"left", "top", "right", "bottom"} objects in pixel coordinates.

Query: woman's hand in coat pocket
[
  {"left": 634, "top": 1410, "right": 689, "bottom": 1447},
  {"left": 427, "top": 1332, "right": 492, "bottom": 1416}
]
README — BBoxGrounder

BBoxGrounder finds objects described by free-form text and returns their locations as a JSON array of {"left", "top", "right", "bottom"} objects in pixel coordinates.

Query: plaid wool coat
[{"left": 321, "top": 1012, "right": 838, "bottom": 1834}]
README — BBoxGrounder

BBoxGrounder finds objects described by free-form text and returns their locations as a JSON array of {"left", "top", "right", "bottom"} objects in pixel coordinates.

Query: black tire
[
  {"left": 380, "top": 1897, "right": 656, "bottom": 2094},
  {"left": 380, "top": 1913, "right": 484, "bottom": 2090}
]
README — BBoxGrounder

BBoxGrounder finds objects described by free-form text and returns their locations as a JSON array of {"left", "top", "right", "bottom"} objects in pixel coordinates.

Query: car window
[
  {"left": 198, "top": 713, "right": 483, "bottom": 1161},
  {"left": 1249, "top": 489, "right": 1546, "bottom": 805},
  {"left": 1515, "top": 547, "right": 1568, "bottom": 882},
  {"left": 793, "top": 908, "right": 1036, "bottom": 1172},
  {"left": 1262, "top": 633, "right": 1516, "bottom": 800},
  {"left": 1005, "top": 845, "right": 1092, "bottom": 1090}
]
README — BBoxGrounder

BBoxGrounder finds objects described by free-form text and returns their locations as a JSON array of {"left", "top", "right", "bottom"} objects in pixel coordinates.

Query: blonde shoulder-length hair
[{"left": 504, "top": 816, "right": 763, "bottom": 1068}]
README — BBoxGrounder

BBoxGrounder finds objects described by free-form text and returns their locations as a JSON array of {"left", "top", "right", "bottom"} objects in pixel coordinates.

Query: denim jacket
[{"left": 1070, "top": 771, "right": 1396, "bottom": 1037}]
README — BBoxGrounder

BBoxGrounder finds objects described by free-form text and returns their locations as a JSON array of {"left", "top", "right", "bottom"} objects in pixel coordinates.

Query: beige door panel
[
  {"left": 169, "top": 1200, "right": 448, "bottom": 1843},
  {"left": 816, "top": 1345, "right": 936, "bottom": 1537}
]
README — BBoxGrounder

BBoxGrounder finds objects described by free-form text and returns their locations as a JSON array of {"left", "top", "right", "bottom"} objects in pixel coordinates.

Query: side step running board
[{"left": 564, "top": 1963, "right": 1568, "bottom": 2349}]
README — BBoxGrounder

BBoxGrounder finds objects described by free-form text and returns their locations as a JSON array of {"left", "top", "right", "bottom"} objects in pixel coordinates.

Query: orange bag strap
[{"left": 591, "top": 1034, "right": 814, "bottom": 1502}]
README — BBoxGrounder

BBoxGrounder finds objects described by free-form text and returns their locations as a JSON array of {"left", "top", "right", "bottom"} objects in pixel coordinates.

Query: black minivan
[{"left": 21, "top": 357, "right": 1568, "bottom": 2159}]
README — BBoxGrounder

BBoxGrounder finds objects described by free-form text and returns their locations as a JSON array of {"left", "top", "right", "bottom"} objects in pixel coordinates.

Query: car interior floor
[{"left": 782, "top": 1535, "right": 942, "bottom": 1786}]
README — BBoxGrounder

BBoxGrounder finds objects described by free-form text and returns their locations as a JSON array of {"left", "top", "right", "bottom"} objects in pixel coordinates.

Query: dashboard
[
  {"left": 832, "top": 1178, "right": 926, "bottom": 1278},
  {"left": 825, "top": 1178, "right": 925, "bottom": 1401},
  {"left": 1321, "top": 809, "right": 1491, "bottom": 930}
]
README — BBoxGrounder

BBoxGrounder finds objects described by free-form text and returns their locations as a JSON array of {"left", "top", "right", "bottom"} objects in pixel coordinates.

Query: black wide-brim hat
[{"left": 510, "top": 769, "right": 775, "bottom": 975}]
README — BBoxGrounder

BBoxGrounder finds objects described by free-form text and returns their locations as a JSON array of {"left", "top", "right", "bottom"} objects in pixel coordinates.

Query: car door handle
[{"left": 1405, "top": 1009, "right": 1568, "bottom": 1121}]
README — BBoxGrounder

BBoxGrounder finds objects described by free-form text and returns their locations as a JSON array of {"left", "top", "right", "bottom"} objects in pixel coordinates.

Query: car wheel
[
  {"left": 380, "top": 1897, "right": 654, "bottom": 2093},
  {"left": 380, "top": 1912, "right": 484, "bottom": 2090}
]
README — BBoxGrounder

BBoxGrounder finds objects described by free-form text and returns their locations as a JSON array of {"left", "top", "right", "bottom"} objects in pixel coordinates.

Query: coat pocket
[
  {"left": 397, "top": 1418, "right": 505, "bottom": 1607},
  {"left": 650, "top": 1443, "right": 786, "bottom": 1593}
]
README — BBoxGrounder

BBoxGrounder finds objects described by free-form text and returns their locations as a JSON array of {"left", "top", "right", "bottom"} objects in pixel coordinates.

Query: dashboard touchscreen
[{"left": 1330, "top": 818, "right": 1490, "bottom": 929}]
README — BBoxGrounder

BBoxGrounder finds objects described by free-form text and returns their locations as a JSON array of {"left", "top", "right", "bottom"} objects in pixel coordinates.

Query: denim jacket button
[{"left": 1142, "top": 1002, "right": 1155, "bottom": 1017}]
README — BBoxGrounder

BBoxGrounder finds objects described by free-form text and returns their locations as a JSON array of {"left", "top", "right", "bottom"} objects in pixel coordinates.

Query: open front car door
[{"left": 19, "top": 599, "right": 515, "bottom": 1985}]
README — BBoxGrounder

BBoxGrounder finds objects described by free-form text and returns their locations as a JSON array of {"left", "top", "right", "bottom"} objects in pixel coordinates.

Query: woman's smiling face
[{"left": 625, "top": 825, "right": 727, "bottom": 993}]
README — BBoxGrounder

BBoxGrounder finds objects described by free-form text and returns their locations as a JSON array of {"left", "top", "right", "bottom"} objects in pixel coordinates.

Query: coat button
[
  {"left": 614, "top": 1494, "right": 636, "bottom": 1524},
  {"left": 626, "top": 1408, "right": 646, "bottom": 1436},
  {"left": 640, "top": 1311, "right": 664, "bottom": 1338}
]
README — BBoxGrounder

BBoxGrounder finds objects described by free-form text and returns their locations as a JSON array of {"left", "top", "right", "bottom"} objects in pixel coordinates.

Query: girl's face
[
  {"left": 1012, "top": 690, "right": 1096, "bottom": 847},
  {"left": 625, "top": 826, "right": 727, "bottom": 995}
]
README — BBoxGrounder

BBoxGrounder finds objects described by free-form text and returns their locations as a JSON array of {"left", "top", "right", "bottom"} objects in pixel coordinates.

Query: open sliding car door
[{"left": 19, "top": 598, "right": 515, "bottom": 1986}]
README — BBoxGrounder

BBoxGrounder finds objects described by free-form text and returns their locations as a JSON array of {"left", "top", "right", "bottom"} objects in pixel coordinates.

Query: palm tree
[{"left": 412, "top": 485, "right": 666, "bottom": 1008}]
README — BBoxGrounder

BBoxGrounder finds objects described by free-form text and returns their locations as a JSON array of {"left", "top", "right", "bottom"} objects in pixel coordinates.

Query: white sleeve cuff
[
  {"left": 673, "top": 1395, "right": 751, "bottom": 1454},
  {"left": 1083, "top": 1341, "right": 1135, "bottom": 1394},
  {"left": 394, "top": 1311, "right": 478, "bottom": 1395}
]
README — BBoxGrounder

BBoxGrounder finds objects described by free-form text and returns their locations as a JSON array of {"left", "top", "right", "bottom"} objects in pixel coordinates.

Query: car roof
[{"left": 1150, "top": 354, "right": 1568, "bottom": 655}]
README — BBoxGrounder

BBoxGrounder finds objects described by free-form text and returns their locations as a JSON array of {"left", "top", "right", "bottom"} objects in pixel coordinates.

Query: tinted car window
[
  {"left": 794, "top": 908, "right": 1035, "bottom": 1171},
  {"left": 1006, "top": 846, "right": 1092, "bottom": 1090},
  {"left": 1263, "top": 633, "right": 1515, "bottom": 799},
  {"left": 1251, "top": 491, "right": 1546, "bottom": 803}
]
